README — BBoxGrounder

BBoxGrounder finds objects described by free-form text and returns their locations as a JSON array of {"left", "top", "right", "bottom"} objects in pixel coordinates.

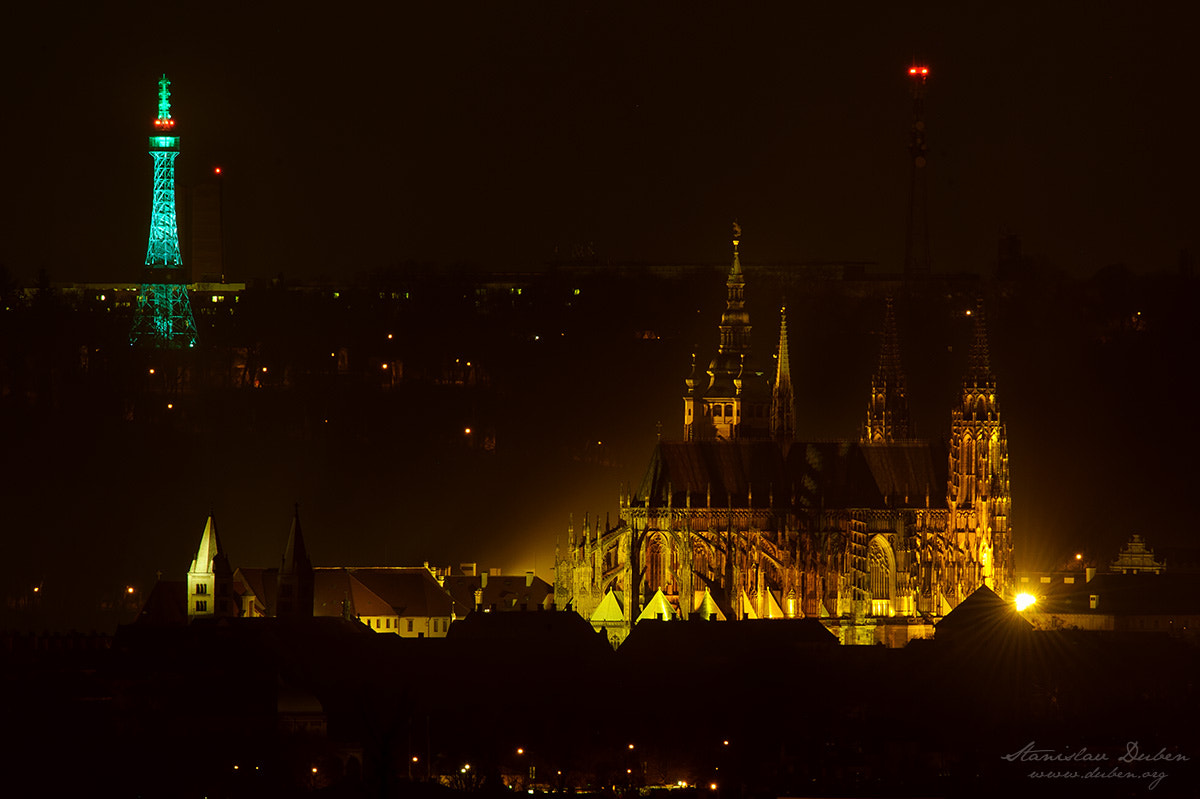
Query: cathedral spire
[
  {"left": 966, "top": 298, "right": 994, "bottom": 383},
  {"left": 770, "top": 303, "right": 796, "bottom": 443},
  {"left": 277, "top": 504, "right": 314, "bottom": 618},
  {"left": 862, "top": 296, "right": 911, "bottom": 442}
]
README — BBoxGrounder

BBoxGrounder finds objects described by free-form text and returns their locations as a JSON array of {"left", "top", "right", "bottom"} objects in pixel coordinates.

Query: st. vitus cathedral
[{"left": 555, "top": 237, "right": 1013, "bottom": 645}]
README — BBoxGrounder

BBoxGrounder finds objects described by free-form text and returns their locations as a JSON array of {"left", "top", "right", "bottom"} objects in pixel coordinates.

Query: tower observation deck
[{"left": 130, "top": 74, "right": 198, "bottom": 349}]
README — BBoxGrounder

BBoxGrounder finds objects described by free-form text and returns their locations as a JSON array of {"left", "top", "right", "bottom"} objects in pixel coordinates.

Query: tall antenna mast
[{"left": 904, "top": 64, "right": 931, "bottom": 278}]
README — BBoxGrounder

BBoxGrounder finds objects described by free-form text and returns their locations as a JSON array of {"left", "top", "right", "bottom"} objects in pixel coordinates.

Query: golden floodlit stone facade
[{"left": 555, "top": 241, "right": 1013, "bottom": 646}]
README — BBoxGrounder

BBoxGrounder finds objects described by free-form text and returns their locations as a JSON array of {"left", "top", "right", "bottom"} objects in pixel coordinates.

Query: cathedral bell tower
[{"left": 683, "top": 226, "right": 770, "bottom": 440}]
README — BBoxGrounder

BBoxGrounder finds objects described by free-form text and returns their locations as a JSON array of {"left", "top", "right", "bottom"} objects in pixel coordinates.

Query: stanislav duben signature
[{"left": 1001, "top": 741, "right": 1190, "bottom": 790}]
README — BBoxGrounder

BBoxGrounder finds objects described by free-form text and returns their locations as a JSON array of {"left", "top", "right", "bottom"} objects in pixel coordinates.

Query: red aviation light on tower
[{"left": 908, "top": 65, "right": 930, "bottom": 78}]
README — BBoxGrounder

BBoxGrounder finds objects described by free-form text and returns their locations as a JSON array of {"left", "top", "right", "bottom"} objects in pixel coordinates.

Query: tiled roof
[
  {"left": 134, "top": 580, "right": 187, "bottom": 626},
  {"left": 441, "top": 573, "right": 553, "bottom": 613}
]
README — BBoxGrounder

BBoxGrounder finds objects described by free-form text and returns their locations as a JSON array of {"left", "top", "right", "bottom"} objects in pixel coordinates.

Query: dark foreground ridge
[{"left": 3, "top": 612, "right": 1197, "bottom": 798}]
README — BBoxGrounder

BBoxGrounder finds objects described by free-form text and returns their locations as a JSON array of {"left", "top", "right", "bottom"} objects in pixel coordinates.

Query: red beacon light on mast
[{"left": 908, "top": 66, "right": 930, "bottom": 78}]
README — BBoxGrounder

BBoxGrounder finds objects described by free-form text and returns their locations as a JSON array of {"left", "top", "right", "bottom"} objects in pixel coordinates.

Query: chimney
[{"left": 481, "top": 572, "right": 488, "bottom": 589}]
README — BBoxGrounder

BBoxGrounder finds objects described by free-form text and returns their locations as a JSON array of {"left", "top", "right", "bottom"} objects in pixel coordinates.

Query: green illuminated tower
[{"left": 130, "top": 74, "right": 198, "bottom": 349}]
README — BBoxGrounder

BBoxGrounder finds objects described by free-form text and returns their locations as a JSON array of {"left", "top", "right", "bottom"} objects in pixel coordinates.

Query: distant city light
[
  {"left": 516, "top": 748, "right": 524, "bottom": 755},
  {"left": 261, "top": 367, "right": 268, "bottom": 373},
  {"left": 126, "top": 586, "right": 135, "bottom": 594},
  {"left": 381, "top": 363, "right": 388, "bottom": 370},
  {"left": 1076, "top": 553, "right": 1083, "bottom": 560},
  {"left": 965, "top": 309, "right": 972, "bottom": 316},
  {"left": 710, "top": 783, "right": 718, "bottom": 791},
  {"left": 465, "top": 427, "right": 472, "bottom": 435},
  {"left": 148, "top": 368, "right": 155, "bottom": 375},
  {"left": 1015, "top": 593, "right": 1037, "bottom": 611},
  {"left": 166, "top": 403, "right": 174, "bottom": 410},
  {"left": 32, "top": 586, "right": 39, "bottom": 593},
  {"left": 628, "top": 743, "right": 635, "bottom": 750},
  {"left": 412, "top": 756, "right": 419, "bottom": 763},
  {"left": 214, "top": 167, "right": 222, "bottom": 175},
  {"left": 387, "top": 333, "right": 394, "bottom": 340}
]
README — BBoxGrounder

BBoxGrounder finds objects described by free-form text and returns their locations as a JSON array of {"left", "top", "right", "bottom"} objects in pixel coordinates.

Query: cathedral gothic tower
[
  {"left": 947, "top": 300, "right": 1013, "bottom": 597},
  {"left": 862, "top": 297, "right": 911, "bottom": 442},
  {"left": 683, "top": 232, "right": 770, "bottom": 440}
]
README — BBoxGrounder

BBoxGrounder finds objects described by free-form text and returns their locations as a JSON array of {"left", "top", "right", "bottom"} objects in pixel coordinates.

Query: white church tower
[{"left": 186, "top": 514, "right": 236, "bottom": 619}]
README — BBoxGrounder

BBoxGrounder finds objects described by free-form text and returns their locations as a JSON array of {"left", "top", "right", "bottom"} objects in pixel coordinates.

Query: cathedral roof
[
  {"left": 858, "top": 442, "right": 945, "bottom": 504},
  {"left": 635, "top": 439, "right": 947, "bottom": 510}
]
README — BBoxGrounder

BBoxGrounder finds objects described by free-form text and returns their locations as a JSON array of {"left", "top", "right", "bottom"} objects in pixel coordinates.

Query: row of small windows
[
  {"left": 686, "top": 403, "right": 768, "bottom": 419},
  {"left": 366, "top": 617, "right": 448, "bottom": 633}
]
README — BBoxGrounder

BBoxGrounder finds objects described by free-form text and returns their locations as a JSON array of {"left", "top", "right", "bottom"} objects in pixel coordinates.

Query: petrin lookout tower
[{"left": 129, "top": 74, "right": 198, "bottom": 349}]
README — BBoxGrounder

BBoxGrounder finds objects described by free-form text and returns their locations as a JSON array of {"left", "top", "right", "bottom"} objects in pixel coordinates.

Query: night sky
[
  {"left": 3, "top": 2, "right": 1196, "bottom": 282},
  {"left": 2, "top": 3, "right": 1199, "bottom": 629}
]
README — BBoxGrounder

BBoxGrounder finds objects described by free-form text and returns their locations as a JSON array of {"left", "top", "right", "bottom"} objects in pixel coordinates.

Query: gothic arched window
[{"left": 646, "top": 536, "right": 665, "bottom": 593}]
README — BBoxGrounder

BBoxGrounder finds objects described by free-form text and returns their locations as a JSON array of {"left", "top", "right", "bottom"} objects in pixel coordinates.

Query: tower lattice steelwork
[
  {"left": 904, "top": 64, "right": 931, "bottom": 278},
  {"left": 130, "top": 74, "right": 198, "bottom": 349}
]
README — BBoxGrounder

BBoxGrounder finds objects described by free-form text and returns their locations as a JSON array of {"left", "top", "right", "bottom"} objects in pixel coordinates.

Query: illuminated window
[
  {"left": 196, "top": 584, "right": 208, "bottom": 595},
  {"left": 195, "top": 600, "right": 207, "bottom": 612},
  {"left": 646, "top": 536, "right": 665, "bottom": 592},
  {"left": 713, "top": 405, "right": 722, "bottom": 418},
  {"left": 433, "top": 619, "right": 438, "bottom": 632},
  {"left": 724, "top": 404, "right": 733, "bottom": 417},
  {"left": 407, "top": 619, "right": 414, "bottom": 632}
]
